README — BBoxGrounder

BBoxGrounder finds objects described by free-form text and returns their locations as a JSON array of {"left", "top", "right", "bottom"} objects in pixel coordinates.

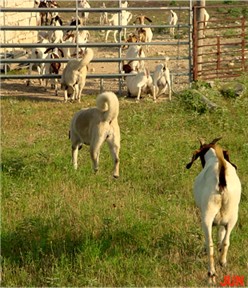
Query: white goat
[
  {"left": 134, "top": 15, "right": 153, "bottom": 51},
  {"left": 186, "top": 137, "right": 241, "bottom": 285},
  {"left": 168, "top": 10, "right": 178, "bottom": 36},
  {"left": 153, "top": 57, "right": 172, "bottom": 100},
  {"left": 99, "top": 2, "right": 108, "bottom": 26},
  {"left": 122, "top": 64, "right": 155, "bottom": 102},
  {"left": 105, "top": 10, "right": 132, "bottom": 43},
  {"left": 61, "top": 48, "right": 94, "bottom": 102},
  {"left": 26, "top": 38, "right": 49, "bottom": 86},
  {"left": 79, "top": 0, "right": 90, "bottom": 24},
  {"left": 63, "top": 29, "right": 90, "bottom": 58}
]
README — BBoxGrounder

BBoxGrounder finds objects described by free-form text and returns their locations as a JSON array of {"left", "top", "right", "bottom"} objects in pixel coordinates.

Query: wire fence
[{"left": 0, "top": 0, "right": 193, "bottom": 94}]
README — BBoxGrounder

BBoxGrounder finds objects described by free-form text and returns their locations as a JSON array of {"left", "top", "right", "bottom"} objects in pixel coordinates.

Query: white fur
[
  {"left": 26, "top": 38, "right": 49, "bottom": 86},
  {"left": 63, "top": 29, "right": 90, "bottom": 58},
  {"left": 105, "top": 10, "right": 132, "bottom": 43},
  {"left": 79, "top": 0, "right": 91, "bottom": 24},
  {"left": 99, "top": 2, "right": 108, "bottom": 26},
  {"left": 124, "top": 66, "right": 155, "bottom": 101},
  {"left": 125, "top": 44, "right": 145, "bottom": 71},
  {"left": 61, "top": 48, "right": 94, "bottom": 102},
  {"left": 187, "top": 139, "right": 241, "bottom": 285},
  {"left": 134, "top": 16, "right": 153, "bottom": 51},
  {"left": 69, "top": 91, "right": 120, "bottom": 177},
  {"left": 49, "top": 15, "right": 63, "bottom": 43},
  {"left": 168, "top": 10, "right": 178, "bottom": 36},
  {"left": 153, "top": 58, "right": 171, "bottom": 100}
]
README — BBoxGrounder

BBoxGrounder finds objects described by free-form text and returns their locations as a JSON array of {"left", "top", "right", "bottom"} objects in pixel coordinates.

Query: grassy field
[{"left": 1, "top": 75, "right": 248, "bottom": 287}]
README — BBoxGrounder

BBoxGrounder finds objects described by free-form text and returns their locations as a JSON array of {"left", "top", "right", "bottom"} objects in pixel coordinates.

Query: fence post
[
  {"left": 241, "top": 16, "right": 245, "bottom": 71},
  {"left": 216, "top": 36, "right": 220, "bottom": 77},
  {"left": 193, "top": 5, "right": 198, "bottom": 81},
  {"left": 196, "top": 0, "right": 205, "bottom": 78}
]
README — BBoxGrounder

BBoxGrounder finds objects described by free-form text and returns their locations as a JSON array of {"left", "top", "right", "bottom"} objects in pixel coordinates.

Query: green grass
[{"left": 1, "top": 75, "right": 248, "bottom": 287}]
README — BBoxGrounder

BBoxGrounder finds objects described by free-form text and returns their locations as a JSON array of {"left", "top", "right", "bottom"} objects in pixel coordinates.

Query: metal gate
[
  {"left": 0, "top": 0, "right": 193, "bottom": 94},
  {"left": 193, "top": 4, "right": 247, "bottom": 81}
]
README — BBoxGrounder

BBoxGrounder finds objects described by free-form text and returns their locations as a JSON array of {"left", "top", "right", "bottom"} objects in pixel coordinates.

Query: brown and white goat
[
  {"left": 134, "top": 15, "right": 153, "bottom": 51},
  {"left": 122, "top": 64, "right": 155, "bottom": 102},
  {"left": 123, "top": 33, "right": 145, "bottom": 72},
  {"left": 44, "top": 47, "right": 64, "bottom": 96},
  {"left": 186, "top": 137, "right": 241, "bottom": 285}
]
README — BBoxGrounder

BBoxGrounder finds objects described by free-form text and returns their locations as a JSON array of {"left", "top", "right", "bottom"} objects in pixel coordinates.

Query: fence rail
[
  {"left": 192, "top": 4, "right": 248, "bottom": 81},
  {"left": 1, "top": 1, "right": 193, "bottom": 93}
]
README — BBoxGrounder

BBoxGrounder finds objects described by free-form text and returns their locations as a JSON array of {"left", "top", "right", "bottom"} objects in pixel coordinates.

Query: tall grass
[{"left": 1, "top": 77, "right": 248, "bottom": 286}]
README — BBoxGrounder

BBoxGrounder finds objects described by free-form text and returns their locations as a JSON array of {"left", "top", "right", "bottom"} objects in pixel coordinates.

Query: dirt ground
[{"left": 0, "top": 42, "right": 190, "bottom": 102}]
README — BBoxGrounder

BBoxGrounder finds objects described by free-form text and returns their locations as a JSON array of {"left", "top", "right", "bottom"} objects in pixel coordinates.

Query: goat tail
[
  {"left": 78, "top": 48, "right": 94, "bottom": 69},
  {"left": 215, "top": 145, "right": 227, "bottom": 191},
  {"left": 96, "top": 91, "right": 119, "bottom": 122}
]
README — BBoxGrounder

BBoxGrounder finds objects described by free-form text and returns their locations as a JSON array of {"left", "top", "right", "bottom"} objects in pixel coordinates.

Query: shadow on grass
[
  {"left": 1, "top": 217, "right": 152, "bottom": 266},
  {"left": 1, "top": 80, "right": 101, "bottom": 102},
  {"left": 2, "top": 217, "right": 86, "bottom": 265}
]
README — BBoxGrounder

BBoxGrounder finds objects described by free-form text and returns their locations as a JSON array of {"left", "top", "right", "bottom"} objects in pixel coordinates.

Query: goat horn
[{"left": 210, "top": 137, "right": 222, "bottom": 145}]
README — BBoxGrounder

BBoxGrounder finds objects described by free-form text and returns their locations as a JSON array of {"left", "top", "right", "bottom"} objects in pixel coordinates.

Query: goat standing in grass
[{"left": 186, "top": 137, "right": 241, "bottom": 285}]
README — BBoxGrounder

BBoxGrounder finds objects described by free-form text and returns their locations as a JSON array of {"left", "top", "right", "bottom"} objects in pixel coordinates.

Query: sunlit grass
[{"left": 1, "top": 75, "right": 248, "bottom": 286}]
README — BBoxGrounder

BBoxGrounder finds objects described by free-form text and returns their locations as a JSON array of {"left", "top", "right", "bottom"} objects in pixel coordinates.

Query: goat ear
[
  {"left": 58, "top": 48, "right": 64, "bottom": 58},
  {"left": 210, "top": 136, "right": 222, "bottom": 145},
  {"left": 145, "top": 16, "right": 152, "bottom": 22},
  {"left": 186, "top": 150, "right": 201, "bottom": 169},
  {"left": 44, "top": 47, "right": 52, "bottom": 54}
]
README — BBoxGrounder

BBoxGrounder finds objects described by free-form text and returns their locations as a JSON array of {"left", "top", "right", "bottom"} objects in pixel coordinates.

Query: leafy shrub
[{"left": 177, "top": 89, "right": 208, "bottom": 114}]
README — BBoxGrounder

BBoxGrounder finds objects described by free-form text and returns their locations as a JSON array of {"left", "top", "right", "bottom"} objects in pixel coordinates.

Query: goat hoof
[
  {"left": 219, "top": 260, "right": 227, "bottom": 267},
  {"left": 208, "top": 272, "right": 216, "bottom": 285}
]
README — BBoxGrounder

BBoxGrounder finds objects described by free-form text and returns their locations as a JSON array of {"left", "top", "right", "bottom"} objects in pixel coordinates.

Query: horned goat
[
  {"left": 186, "top": 137, "right": 241, "bottom": 285},
  {"left": 134, "top": 15, "right": 153, "bottom": 51}
]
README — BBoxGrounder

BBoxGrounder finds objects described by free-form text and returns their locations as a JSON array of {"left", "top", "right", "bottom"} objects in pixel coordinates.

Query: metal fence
[
  {"left": 0, "top": 0, "right": 193, "bottom": 94},
  {"left": 193, "top": 4, "right": 248, "bottom": 81}
]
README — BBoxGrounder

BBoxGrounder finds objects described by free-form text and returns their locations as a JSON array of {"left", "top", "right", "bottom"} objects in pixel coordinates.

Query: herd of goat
[
  {"left": 28, "top": 1, "right": 241, "bottom": 285},
  {"left": 27, "top": 0, "right": 209, "bottom": 102}
]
